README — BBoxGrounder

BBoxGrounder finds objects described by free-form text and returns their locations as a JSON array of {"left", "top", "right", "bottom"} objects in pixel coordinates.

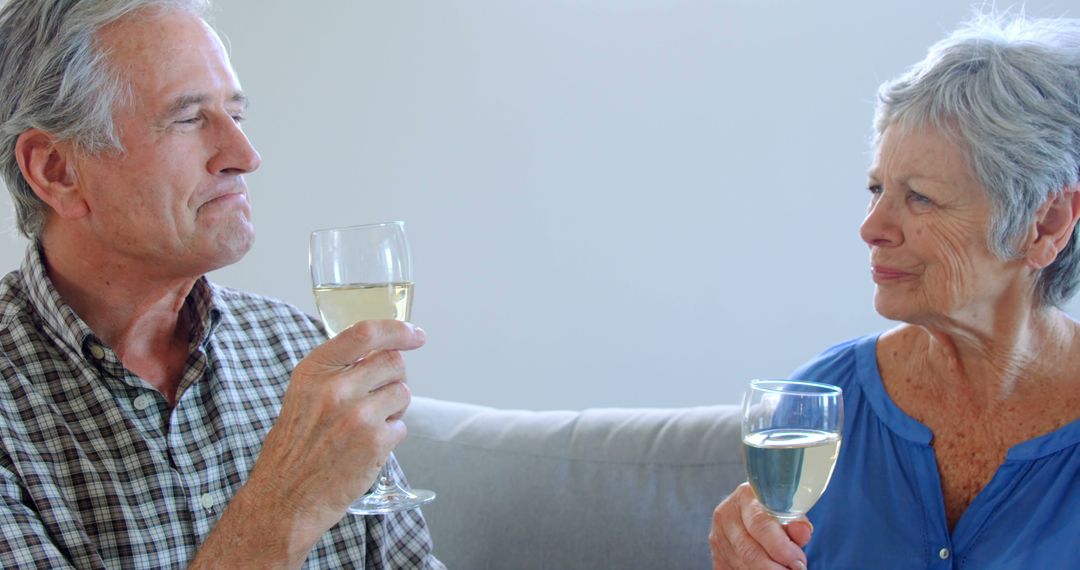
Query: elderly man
[{"left": 0, "top": 0, "right": 442, "bottom": 567}]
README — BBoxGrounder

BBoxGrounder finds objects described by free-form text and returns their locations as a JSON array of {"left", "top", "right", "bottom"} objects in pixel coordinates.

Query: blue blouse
[{"left": 793, "top": 334, "right": 1080, "bottom": 569}]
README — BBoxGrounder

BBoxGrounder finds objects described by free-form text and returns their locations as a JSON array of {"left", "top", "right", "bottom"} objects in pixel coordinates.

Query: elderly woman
[{"left": 709, "top": 12, "right": 1080, "bottom": 570}]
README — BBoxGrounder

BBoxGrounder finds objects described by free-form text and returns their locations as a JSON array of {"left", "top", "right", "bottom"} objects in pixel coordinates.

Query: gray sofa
[{"left": 395, "top": 396, "right": 745, "bottom": 569}]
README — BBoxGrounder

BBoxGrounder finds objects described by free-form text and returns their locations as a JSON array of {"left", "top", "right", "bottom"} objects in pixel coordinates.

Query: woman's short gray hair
[
  {"left": 0, "top": 0, "right": 210, "bottom": 238},
  {"left": 874, "top": 11, "right": 1080, "bottom": 308}
]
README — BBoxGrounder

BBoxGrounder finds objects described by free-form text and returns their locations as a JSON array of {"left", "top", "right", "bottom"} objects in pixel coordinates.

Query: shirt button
[
  {"left": 199, "top": 493, "right": 216, "bottom": 510},
  {"left": 133, "top": 394, "right": 154, "bottom": 411},
  {"left": 939, "top": 547, "right": 951, "bottom": 560},
  {"left": 89, "top": 344, "right": 106, "bottom": 360}
]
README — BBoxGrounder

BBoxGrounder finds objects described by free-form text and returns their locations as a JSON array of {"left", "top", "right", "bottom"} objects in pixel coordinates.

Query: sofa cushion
[{"left": 396, "top": 396, "right": 745, "bottom": 569}]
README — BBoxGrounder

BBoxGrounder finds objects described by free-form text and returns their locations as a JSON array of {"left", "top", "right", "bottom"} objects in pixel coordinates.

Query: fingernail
[
  {"left": 790, "top": 560, "right": 807, "bottom": 570},
  {"left": 412, "top": 325, "right": 427, "bottom": 342}
]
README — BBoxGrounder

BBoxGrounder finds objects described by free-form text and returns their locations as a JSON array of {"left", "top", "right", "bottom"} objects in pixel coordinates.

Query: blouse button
[
  {"left": 89, "top": 344, "right": 106, "bottom": 360},
  {"left": 199, "top": 493, "right": 216, "bottom": 510},
  {"left": 938, "top": 547, "right": 951, "bottom": 560}
]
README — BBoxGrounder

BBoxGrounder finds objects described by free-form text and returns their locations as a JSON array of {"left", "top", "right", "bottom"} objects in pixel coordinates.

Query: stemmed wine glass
[
  {"left": 309, "top": 221, "right": 436, "bottom": 514},
  {"left": 741, "top": 379, "right": 843, "bottom": 523}
]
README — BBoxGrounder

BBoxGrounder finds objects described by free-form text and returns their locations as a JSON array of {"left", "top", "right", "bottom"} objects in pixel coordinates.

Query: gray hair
[
  {"left": 873, "top": 11, "right": 1080, "bottom": 308},
  {"left": 0, "top": 0, "right": 210, "bottom": 238}
]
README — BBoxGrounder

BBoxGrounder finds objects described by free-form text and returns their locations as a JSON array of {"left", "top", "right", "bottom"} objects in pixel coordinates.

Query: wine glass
[
  {"left": 741, "top": 379, "right": 843, "bottom": 523},
  {"left": 309, "top": 221, "right": 436, "bottom": 514}
]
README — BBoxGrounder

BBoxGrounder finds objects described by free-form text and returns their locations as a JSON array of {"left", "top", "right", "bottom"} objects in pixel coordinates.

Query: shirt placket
[
  {"left": 165, "top": 349, "right": 224, "bottom": 543},
  {"left": 912, "top": 440, "right": 957, "bottom": 569},
  {"left": 948, "top": 460, "right": 1027, "bottom": 568},
  {"left": 74, "top": 340, "right": 194, "bottom": 566}
]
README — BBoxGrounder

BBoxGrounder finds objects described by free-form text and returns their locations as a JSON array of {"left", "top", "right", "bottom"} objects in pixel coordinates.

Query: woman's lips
[{"left": 871, "top": 265, "right": 913, "bottom": 282}]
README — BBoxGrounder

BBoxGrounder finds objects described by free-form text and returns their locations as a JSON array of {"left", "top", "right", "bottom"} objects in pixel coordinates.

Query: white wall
[{"left": 1, "top": 0, "right": 1077, "bottom": 409}]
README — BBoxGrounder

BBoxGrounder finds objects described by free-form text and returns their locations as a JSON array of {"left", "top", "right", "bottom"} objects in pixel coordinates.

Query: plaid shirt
[{"left": 0, "top": 245, "right": 443, "bottom": 569}]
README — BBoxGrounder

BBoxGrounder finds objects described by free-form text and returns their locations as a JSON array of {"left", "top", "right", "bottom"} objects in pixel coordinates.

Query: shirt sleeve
[
  {"left": 0, "top": 468, "right": 84, "bottom": 569},
  {"left": 789, "top": 336, "right": 863, "bottom": 395}
]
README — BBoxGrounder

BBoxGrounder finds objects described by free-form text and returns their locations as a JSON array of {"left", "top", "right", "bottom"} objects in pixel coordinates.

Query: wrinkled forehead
[
  {"left": 870, "top": 115, "right": 977, "bottom": 180},
  {"left": 94, "top": 6, "right": 238, "bottom": 110},
  {"left": 97, "top": 6, "right": 222, "bottom": 64},
  {"left": 869, "top": 120, "right": 978, "bottom": 184}
]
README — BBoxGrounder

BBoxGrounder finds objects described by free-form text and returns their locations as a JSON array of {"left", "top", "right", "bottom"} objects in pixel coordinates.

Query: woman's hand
[{"left": 709, "top": 483, "right": 813, "bottom": 570}]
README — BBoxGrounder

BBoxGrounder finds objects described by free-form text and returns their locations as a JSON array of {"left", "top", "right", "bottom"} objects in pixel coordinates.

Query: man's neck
[{"left": 40, "top": 231, "right": 200, "bottom": 405}]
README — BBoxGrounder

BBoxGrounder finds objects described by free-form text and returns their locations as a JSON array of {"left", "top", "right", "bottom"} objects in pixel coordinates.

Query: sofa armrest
[{"left": 396, "top": 396, "right": 745, "bottom": 570}]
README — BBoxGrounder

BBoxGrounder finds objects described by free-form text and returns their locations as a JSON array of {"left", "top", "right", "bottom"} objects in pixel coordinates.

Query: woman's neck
[{"left": 907, "top": 306, "right": 1077, "bottom": 405}]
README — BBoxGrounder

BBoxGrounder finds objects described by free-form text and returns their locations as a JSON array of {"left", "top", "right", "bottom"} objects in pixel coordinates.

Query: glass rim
[
  {"left": 310, "top": 220, "right": 405, "bottom": 236},
  {"left": 749, "top": 379, "right": 842, "bottom": 395}
]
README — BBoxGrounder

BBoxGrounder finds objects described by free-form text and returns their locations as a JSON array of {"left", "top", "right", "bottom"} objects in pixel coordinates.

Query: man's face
[{"left": 68, "top": 7, "right": 261, "bottom": 278}]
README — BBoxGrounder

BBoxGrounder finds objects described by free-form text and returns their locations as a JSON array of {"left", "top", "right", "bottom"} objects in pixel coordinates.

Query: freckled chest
[
  {"left": 905, "top": 399, "right": 1007, "bottom": 531},
  {"left": 878, "top": 346, "right": 1077, "bottom": 530}
]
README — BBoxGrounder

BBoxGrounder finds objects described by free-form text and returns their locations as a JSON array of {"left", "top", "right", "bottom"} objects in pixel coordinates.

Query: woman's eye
[
  {"left": 867, "top": 184, "right": 883, "bottom": 195},
  {"left": 177, "top": 116, "right": 201, "bottom": 125},
  {"left": 908, "top": 191, "right": 932, "bottom": 204}
]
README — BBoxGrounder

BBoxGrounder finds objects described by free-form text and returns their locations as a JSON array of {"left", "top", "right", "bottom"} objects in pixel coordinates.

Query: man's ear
[
  {"left": 1026, "top": 186, "right": 1080, "bottom": 269},
  {"left": 13, "top": 129, "right": 89, "bottom": 220}
]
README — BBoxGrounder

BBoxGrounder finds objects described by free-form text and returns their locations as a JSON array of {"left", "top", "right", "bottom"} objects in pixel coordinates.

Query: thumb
[{"left": 784, "top": 519, "right": 814, "bottom": 548}]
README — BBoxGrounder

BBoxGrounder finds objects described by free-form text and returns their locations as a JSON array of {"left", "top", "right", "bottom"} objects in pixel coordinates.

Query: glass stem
[{"left": 377, "top": 467, "right": 394, "bottom": 490}]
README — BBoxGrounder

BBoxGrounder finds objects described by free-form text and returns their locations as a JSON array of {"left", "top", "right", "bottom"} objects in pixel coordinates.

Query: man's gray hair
[
  {"left": 873, "top": 10, "right": 1080, "bottom": 308},
  {"left": 0, "top": 0, "right": 210, "bottom": 238}
]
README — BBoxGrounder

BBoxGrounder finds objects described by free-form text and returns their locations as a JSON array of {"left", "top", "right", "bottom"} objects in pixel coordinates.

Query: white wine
[
  {"left": 313, "top": 282, "right": 414, "bottom": 337},
  {"left": 743, "top": 429, "right": 841, "bottom": 520}
]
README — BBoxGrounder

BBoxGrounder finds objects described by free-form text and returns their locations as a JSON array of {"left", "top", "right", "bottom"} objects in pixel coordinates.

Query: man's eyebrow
[{"left": 165, "top": 92, "right": 249, "bottom": 116}]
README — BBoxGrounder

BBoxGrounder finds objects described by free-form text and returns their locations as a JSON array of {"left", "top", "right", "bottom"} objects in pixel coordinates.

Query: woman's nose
[{"left": 859, "top": 195, "right": 902, "bottom": 247}]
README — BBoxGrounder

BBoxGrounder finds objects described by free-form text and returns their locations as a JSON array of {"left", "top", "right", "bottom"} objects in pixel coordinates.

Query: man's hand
[
  {"left": 191, "top": 319, "right": 426, "bottom": 569},
  {"left": 709, "top": 483, "right": 812, "bottom": 570}
]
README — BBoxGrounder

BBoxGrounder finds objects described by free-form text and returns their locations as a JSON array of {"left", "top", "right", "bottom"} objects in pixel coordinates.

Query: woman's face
[{"left": 860, "top": 124, "right": 1028, "bottom": 327}]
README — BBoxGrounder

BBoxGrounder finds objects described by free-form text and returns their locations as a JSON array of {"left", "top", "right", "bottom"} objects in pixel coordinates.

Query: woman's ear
[
  {"left": 1026, "top": 186, "right": 1080, "bottom": 269},
  {"left": 13, "top": 129, "right": 89, "bottom": 220}
]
